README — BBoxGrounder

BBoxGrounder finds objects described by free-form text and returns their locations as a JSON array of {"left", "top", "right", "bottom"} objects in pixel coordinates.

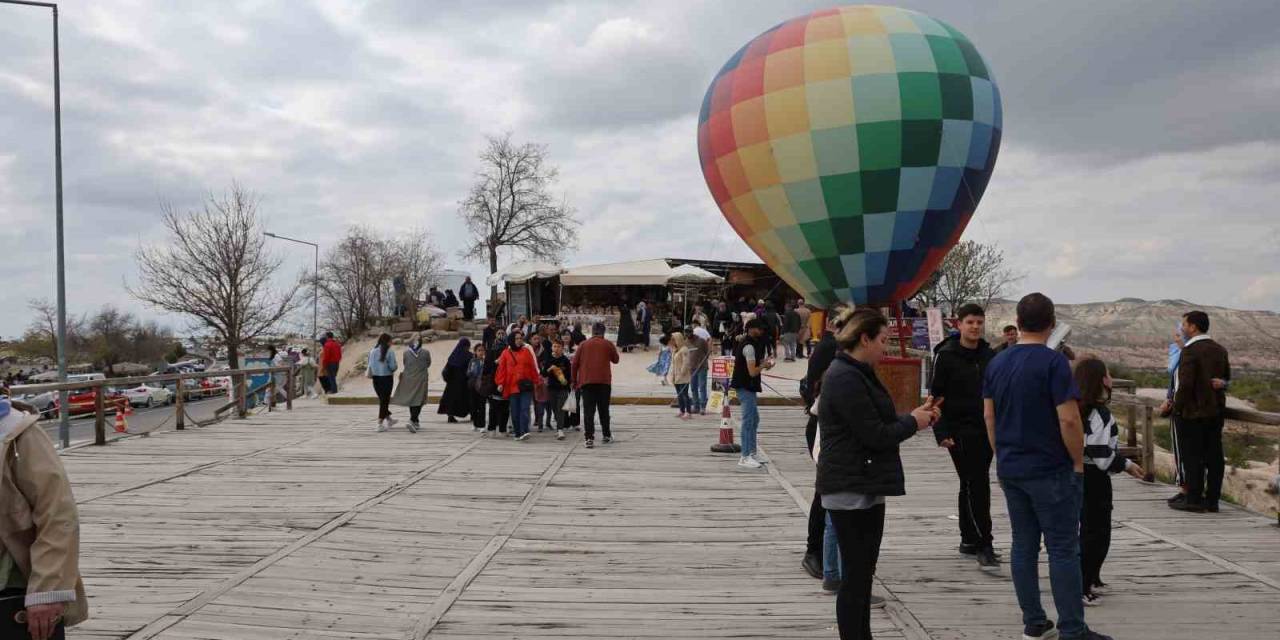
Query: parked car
[
  {"left": 17, "top": 390, "right": 59, "bottom": 418},
  {"left": 121, "top": 384, "right": 173, "bottom": 408},
  {"left": 63, "top": 388, "right": 128, "bottom": 416}
]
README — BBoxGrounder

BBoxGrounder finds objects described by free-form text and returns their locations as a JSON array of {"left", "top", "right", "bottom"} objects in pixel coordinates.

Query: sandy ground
[{"left": 333, "top": 336, "right": 807, "bottom": 400}]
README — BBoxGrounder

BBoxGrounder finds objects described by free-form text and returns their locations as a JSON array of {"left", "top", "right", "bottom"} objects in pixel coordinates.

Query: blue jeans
[
  {"left": 675, "top": 383, "right": 692, "bottom": 414},
  {"left": 1000, "top": 470, "right": 1087, "bottom": 638},
  {"left": 737, "top": 388, "right": 758, "bottom": 457},
  {"left": 823, "top": 512, "right": 842, "bottom": 581},
  {"left": 691, "top": 366, "right": 708, "bottom": 411},
  {"left": 509, "top": 391, "right": 533, "bottom": 437}
]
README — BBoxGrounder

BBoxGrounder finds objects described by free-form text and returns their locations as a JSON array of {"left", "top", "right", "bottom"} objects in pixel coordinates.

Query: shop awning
[
  {"left": 668, "top": 264, "right": 725, "bottom": 284},
  {"left": 560, "top": 259, "right": 674, "bottom": 286},
  {"left": 485, "top": 260, "right": 565, "bottom": 287}
]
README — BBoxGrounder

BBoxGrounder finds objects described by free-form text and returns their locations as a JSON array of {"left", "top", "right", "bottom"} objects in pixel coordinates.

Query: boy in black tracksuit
[{"left": 929, "top": 304, "right": 998, "bottom": 569}]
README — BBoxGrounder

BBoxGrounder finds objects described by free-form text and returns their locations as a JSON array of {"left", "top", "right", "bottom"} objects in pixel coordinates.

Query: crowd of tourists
[{"left": 799, "top": 294, "right": 1231, "bottom": 640}]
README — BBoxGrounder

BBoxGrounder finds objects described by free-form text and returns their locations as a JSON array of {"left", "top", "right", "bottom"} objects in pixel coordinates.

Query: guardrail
[{"left": 8, "top": 366, "right": 297, "bottom": 446}]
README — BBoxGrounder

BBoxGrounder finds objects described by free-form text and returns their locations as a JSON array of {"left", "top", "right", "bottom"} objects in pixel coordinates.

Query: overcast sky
[{"left": 2, "top": 0, "right": 1278, "bottom": 337}]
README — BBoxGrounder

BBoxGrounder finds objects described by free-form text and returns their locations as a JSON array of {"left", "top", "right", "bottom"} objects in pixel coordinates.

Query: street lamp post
[
  {"left": 3, "top": 0, "right": 70, "bottom": 447},
  {"left": 264, "top": 232, "right": 319, "bottom": 357}
]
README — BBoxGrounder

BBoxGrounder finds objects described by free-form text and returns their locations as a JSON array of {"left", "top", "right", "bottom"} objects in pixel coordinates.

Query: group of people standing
[
  {"left": 798, "top": 293, "right": 1231, "bottom": 640},
  {"left": 365, "top": 317, "right": 623, "bottom": 449}
]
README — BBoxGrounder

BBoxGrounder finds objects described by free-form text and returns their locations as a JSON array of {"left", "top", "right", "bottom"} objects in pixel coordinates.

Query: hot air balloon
[{"left": 697, "top": 5, "right": 1001, "bottom": 308}]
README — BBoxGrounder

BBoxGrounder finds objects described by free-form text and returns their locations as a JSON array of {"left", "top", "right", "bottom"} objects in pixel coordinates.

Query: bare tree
[
  {"left": 129, "top": 184, "right": 300, "bottom": 368},
  {"left": 315, "top": 226, "right": 442, "bottom": 339},
  {"left": 16, "top": 298, "right": 84, "bottom": 362},
  {"left": 458, "top": 133, "right": 580, "bottom": 296},
  {"left": 915, "top": 240, "right": 1023, "bottom": 316}
]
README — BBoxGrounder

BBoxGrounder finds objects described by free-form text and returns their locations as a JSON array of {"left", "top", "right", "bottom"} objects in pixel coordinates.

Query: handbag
[
  {"left": 534, "top": 377, "right": 550, "bottom": 403},
  {"left": 562, "top": 390, "right": 578, "bottom": 414}
]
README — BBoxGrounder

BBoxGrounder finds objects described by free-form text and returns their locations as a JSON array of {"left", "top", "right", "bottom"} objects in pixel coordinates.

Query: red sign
[{"left": 710, "top": 356, "right": 734, "bottom": 380}]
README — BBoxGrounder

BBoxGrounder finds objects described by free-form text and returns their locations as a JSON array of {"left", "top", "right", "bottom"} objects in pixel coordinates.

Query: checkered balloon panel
[{"left": 698, "top": 5, "right": 1002, "bottom": 307}]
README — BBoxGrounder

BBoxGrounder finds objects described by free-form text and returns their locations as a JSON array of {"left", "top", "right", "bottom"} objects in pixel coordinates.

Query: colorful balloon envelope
[{"left": 698, "top": 5, "right": 1001, "bottom": 307}]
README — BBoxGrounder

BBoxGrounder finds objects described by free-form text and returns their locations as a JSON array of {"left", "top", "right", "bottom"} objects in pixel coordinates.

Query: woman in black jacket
[{"left": 816, "top": 307, "right": 939, "bottom": 640}]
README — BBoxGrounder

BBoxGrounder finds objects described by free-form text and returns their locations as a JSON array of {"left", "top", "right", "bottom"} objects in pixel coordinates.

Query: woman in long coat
[
  {"left": 437, "top": 338, "right": 473, "bottom": 423},
  {"left": 616, "top": 303, "right": 639, "bottom": 352},
  {"left": 391, "top": 332, "right": 431, "bottom": 432}
]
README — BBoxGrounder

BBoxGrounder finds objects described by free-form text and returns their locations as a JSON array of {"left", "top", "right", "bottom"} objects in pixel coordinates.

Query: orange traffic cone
[
  {"left": 114, "top": 405, "right": 129, "bottom": 433},
  {"left": 710, "top": 390, "right": 741, "bottom": 454}
]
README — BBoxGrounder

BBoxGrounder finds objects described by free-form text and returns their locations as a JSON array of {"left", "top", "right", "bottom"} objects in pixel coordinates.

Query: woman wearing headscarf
[
  {"left": 571, "top": 323, "right": 587, "bottom": 347},
  {"left": 391, "top": 332, "right": 431, "bottom": 433},
  {"left": 368, "top": 333, "right": 398, "bottom": 431},
  {"left": 466, "top": 342, "right": 487, "bottom": 432},
  {"left": 442, "top": 289, "right": 460, "bottom": 309},
  {"left": 437, "top": 338, "right": 473, "bottom": 423},
  {"left": 617, "top": 303, "right": 639, "bottom": 353},
  {"left": 483, "top": 336, "right": 508, "bottom": 437},
  {"left": 1, "top": 396, "right": 89, "bottom": 640}
]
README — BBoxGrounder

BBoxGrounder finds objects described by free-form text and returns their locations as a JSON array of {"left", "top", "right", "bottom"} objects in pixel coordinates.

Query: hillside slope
[{"left": 984, "top": 298, "right": 1280, "bottom": 370}]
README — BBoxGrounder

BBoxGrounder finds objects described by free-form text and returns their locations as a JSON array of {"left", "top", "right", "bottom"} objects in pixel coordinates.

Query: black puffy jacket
[
  {"left": 816, "top": 353, "right": 918, "bottom": 497},
  {"left": 928, "top": 336, "right": 994, "bottom": 443}
]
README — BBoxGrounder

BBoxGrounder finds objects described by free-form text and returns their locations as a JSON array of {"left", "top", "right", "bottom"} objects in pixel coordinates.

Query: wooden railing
[
  {"left": 8, "top": 366, "right": 297, "bottom": 446},
  {"left": 1111, "top": 378, "right": 1280, "bottom": 524}
]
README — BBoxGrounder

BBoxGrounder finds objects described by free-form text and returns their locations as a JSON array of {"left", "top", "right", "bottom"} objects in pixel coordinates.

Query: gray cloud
[{"left": 1, "top": 0, "right": 1277, "bottom": 338}]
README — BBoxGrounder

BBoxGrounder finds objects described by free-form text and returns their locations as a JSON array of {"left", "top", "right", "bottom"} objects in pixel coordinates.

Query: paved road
[{"left": 39, "top": 395, "right": 228, "bottom": 447}]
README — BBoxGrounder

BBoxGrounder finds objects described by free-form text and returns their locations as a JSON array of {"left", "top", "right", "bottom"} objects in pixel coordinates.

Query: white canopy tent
[
  {"left": 485, "top": 260, "right": 564, "bottom": 287},
  {"left": 667, "top": 263, "right": 725, "bottom": 284},
  {"left": 559, "top": 259, "right": 675, "bottom": 286}
]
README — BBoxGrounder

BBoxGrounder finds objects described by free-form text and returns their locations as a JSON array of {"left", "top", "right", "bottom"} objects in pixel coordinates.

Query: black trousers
[
  {"left": 580, "top": 383, "right": 612, "bottom": 440},
  {"left": 371, "top": 375, "right": 394, "bottom": 420},
  {"left": 463, "top": 299, "right": 475, "bottom": 320},
  {"left": 805, "top": 414, "right": 825, "bottom": 557},
  {"left": 1080, "top": 467, "right": 1113, "bottom": 591},
  {"left": 1175, "top": 416, "right": 1224, "bottom": 506},
  {"left": 488, "top": 397, "right": 509, "bottom": 433},
  {"left": 409, "top": 405, "right": 422, "bottom": 423},
  {"left": 1, "top": 589, "right": 65, "bottom": 640},
  {"left": 829, "top": 504, "right": 886, "bottom": 640},
  {"left": 947, "top": 433, "right": 994, "bottom": 548},
  {"left": 470, "top": 391, "right": 487, "bottom": 429}
]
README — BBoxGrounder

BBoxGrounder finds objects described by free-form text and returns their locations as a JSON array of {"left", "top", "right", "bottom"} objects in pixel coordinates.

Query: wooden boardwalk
[{"left": 60, "top": 404, "right": 1279, "bottom": 639}]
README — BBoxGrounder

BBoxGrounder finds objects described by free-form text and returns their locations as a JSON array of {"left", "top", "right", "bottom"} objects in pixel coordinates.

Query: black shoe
[
  {"left": 1167, "top": 493, "right": 1186, "bottom": 505},
  {"left": 584, "top": 439, "right": 594, "bottom": 449},
  {"left": 958, "top": 543, "right": 980, "bottom": 556},
  {"left": 802, "top": 554, "right": 823, "bottom": 579},
  {"left": 603, "top": 436, "right": 613, "bottom": 444},
  {"left": 869, "top": 594, "right": 885, "bottom": 609},
  {"left": 1022, "top": 620, "right": 1059, "bottom": 640},
  {"left": 821, "top": 577, "right": 841, "bottom": 592},
  {"left": 1063, "top": 631, "right": 1114, "bottom": 640},
  {"left": 977, "top": 547, "right": 1001, "bottom": 571},
  {"left": 1169, "top": 501, "right": 1205, "bottom": 513},
  {"left": 447, "top": 417, "right": 458, "bottom": 423},
  {"left": 1204, "top": 502, "right": 1220, "bottom": 513}
]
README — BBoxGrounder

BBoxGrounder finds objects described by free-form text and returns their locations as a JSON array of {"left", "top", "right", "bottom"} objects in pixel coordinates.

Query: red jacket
[
  {"left": 495, "top": 346, "right": 539, "bottom": 399},
  {"left": 321, "top": 339, "right": 342, "bottom": 368},
  {"left": 572, "top": 337, "right": 619, "bottom": 388}
]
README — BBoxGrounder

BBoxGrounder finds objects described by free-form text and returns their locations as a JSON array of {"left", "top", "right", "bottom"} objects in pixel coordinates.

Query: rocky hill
[{"left": 983, "top": 298, "right": 1280, "bottom": 371}]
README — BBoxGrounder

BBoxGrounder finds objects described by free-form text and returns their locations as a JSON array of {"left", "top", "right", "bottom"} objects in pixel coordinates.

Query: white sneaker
[
  {"left": 751, "top": 453, "right": 769, "bottom": 464},
  {"left": 1082, "top": 592, "right": 1102, "bottom": 607},
  {"left": 385, "top": 416, "right": 398, "bottom": 427},
  {"left": 407, "top": 421, "right": 420, "bottom": 434},
  {"left": 556, "top": 430, "right": 565, "bottom": 440},
  {"left": 481, "top": 430, "right": 490, "bottom": 438},
  {"left": 737, "top": 456, "right": 763, "bottom": 470},
  {"left": 376, "top": 420, "right": 387, "bottom": 433}
]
